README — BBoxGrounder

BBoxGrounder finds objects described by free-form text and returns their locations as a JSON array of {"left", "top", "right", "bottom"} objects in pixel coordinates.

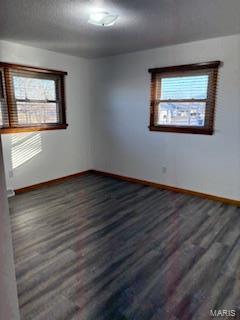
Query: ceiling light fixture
[{"left": 88, "top": 11, "right": 118, "bottom": 27}]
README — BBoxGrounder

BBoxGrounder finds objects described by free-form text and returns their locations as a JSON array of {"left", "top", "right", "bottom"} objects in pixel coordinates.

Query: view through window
[
  {"left": 158, "top": 75, "right": 209, "bottom": 126},
  {"left": 13, "top": 75, "right": 58, "bottom": 125}
]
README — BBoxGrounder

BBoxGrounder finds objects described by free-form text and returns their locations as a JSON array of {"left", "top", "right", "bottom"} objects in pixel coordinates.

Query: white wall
[
  {"left": 92, "top": 34, "right": 240, "bottom": 201},
  {"left": 0, "top": 40, "right": 93, "bottom": 190},
  {"left": 0, "top": 136, "right": 20, "bottom": 320}
]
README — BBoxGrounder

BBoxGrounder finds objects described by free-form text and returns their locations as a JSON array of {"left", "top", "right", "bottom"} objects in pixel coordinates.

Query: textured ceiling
[{"left": 0, "top": 0, "right": 240, "bottom": 58}]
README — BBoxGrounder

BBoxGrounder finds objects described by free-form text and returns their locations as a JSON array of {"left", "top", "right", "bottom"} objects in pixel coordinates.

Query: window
[
  {"left": 0, "top": 62, "right": 68, "bottom": 133},
  {"left": 148, "top": 61, "right": 221, "bottom": 135}
]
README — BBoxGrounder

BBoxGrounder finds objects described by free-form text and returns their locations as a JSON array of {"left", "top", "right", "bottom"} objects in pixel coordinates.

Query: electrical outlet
[{"left": 162, "top": 166, "right": 167, "bottom": 174}]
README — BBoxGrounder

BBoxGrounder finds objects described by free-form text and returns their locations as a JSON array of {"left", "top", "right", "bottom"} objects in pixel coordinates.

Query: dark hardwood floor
[{"left": 9, "top": 173, "right": 240, "bottom": 320}]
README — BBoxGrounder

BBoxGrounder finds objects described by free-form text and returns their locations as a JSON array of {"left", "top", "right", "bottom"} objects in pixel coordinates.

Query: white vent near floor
[{"left": 7, "top": 189, "right": 15, "bottom": 198}]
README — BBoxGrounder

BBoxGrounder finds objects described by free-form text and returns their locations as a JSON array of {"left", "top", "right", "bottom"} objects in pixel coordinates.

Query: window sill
[
  {"left": 149, "top": 125, "right": 213, "bottom": 135},
  {"left": 0, "top": 124, "right": 68, "bottom": 134}
]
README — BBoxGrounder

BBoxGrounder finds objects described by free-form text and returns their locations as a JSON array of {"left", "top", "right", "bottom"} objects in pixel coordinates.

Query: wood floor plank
[{"left": 9, "top": 173, "right": 240, "bottom": 320}]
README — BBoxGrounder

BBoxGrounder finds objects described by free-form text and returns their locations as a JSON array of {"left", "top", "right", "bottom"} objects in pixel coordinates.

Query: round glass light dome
[{"left": 88, "top": 11, "right": 118, "bottom": 27}]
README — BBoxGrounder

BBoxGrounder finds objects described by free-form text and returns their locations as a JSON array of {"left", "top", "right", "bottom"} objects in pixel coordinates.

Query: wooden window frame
[
  {"left": 0, "top": 62, "right": 68, "bottom": 134},
  {"left": 148, "top": 61, "right": 221, "bottom": 135}
]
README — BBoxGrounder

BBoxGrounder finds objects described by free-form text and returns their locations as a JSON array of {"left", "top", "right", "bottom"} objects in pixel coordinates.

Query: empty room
[{"left": 0, "top": 0, "right": 240, "bottom": 319}]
